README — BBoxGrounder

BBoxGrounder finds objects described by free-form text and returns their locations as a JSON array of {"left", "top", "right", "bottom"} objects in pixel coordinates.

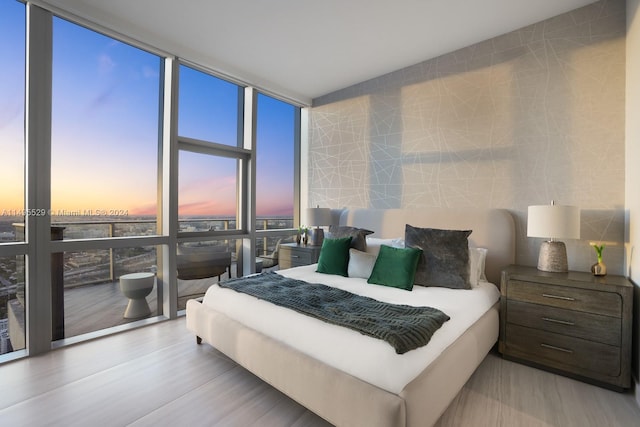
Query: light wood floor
[{"left": 1, "top": 318, "right": 638, "bottom": 427}]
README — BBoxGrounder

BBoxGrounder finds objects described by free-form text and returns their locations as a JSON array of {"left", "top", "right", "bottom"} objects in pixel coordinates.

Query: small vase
[
  {"left": 303, "top": 234, "right": 308, "bottom": 245},
  {"left": 296, "top": 234, "right": 301, "bottom": 245},
  {"left": 591, "top": 261, "right": 607, "bottom": 276}
]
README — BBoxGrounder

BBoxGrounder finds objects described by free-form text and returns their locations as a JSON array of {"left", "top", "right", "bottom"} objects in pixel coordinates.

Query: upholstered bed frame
[{"left": 186, "top": 208, "right": 515, "bottom": 427}]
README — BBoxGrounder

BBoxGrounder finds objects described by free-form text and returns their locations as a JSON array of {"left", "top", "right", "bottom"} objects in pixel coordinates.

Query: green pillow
[
  {"left": 316, "top": 237, "right": 353, "bottom": 276},
  {"left": 367, "top": 245, "right": 422, "bottom": 291}
]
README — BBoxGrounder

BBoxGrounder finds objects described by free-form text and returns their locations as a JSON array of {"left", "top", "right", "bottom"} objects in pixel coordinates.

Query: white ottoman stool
[{"left": 119, "top": 272, "right": 155, "bottom": 319}]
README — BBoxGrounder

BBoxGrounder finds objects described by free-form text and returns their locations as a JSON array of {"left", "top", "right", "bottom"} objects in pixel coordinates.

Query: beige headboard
[{"left": 338, "top": 208, "right": 515, "bottom": 286}]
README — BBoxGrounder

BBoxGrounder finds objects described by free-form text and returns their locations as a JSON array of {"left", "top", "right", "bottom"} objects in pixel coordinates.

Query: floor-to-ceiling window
[
  {"left": 0, "top": 0, "right": 26, "bottom": 357},
  {"left": 175, "top": 65, "right": 247, "bottom": 306},
  {"left": 49, "top": 16, "right": 163, "bottom": 340},
  {"left": 0, "top": 2, "right": 301, "bottom": 359}
]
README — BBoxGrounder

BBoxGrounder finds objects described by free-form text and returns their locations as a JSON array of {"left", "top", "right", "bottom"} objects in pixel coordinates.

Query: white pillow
[
  {"left": 365, "top": 236, "right": 405, "bottom": 255},
  {"left": 469, "top": 247, "right": 488, "bottom": 287},
  {"left": 348, "top": 248, "right": 378, "bottom": 279}
]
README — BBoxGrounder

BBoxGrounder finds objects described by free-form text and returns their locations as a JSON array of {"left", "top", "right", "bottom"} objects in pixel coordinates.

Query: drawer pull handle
[
  {"left": 542, "top": 293, "right": 575, "bottom": 301},
  {"left": 291, "top": 255, "right": 300, "bottom": 258},
  {"left": 540, "top": 343, "right": 573, "bottom": 354},
  {"left": 542, "top": 317, "right": 575, "bottom": 326}
]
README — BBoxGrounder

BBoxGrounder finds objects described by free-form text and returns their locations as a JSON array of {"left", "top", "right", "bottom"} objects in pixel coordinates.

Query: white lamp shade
[
  {"left": 306, "top": 207, "right": 332, "bottom": 226},
  {"left": 527, "top": 205, "right": 580, "bottom": 240}
]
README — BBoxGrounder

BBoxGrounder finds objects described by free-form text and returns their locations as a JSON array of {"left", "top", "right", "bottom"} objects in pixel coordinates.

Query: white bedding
[{"left": 201, "top": 264, "right": 500, "bottom": 394}]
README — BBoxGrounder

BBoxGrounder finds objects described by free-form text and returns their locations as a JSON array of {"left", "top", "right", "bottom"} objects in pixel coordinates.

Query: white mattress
[{"left": 201, "top": 264, "right": 500, "bottom": 394}]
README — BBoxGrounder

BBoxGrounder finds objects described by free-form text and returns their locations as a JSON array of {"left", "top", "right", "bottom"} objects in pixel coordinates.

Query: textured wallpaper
[{"left": 308, "top": 0, "right": 626, "bottom": 273}]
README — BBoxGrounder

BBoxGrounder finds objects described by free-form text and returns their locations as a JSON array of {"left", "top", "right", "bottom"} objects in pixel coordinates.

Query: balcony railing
[
  {"left": 0, "top": 216, "right": 295, "bottom": 313},
  {"left": 2, "top": 216, "right": 294, "bottom": 287}
]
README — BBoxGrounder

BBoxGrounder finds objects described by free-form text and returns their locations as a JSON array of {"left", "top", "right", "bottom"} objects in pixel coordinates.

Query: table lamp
[
  {"left": 306, "top": 206, "right": 332, "bottom": 246},
  {"left": 527, "top": 201, "right": 580, "bottom": 273}
]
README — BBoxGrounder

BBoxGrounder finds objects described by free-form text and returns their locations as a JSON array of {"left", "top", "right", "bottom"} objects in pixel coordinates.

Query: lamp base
[
  {"left": 537, "top": 241, "right": 568, "bottom": 273},
  {"left": 309, "top": 228, "right": 324, "bottom": 246}
]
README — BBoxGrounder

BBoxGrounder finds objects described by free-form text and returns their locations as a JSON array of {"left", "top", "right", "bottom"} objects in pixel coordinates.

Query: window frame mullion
[{"left": 24, "top": 3, "right": 54, "bottom": 356}]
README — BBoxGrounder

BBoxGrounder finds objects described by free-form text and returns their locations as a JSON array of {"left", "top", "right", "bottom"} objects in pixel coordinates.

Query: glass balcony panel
[
  {"left": 176, "top": 239, "right": 239, "bottom": 309},
  {"left": 61, "top": 246, "right": 158, "bottom": 340},
  {"left": 54, "top": 219, "right": 157, "bottom": 240}
]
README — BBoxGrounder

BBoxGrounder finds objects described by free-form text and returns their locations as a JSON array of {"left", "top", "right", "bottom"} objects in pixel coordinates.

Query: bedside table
[
  {"left": 499, "top": 265, "right": 633, "bottom": 390},
  {"left": 279, "top": 243, "right": 322, "bottom": 269}
]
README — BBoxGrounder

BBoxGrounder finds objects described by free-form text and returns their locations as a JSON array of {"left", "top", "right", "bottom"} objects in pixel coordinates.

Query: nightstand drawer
[
  {"left": 506, "top": 300, "right": 621, "bottom": 346},
  {"left": 505, "top": 324, "right": 621, "bottom": 378},
  {"left": 279, "top": 244, "right": 321, "bottom": 270},
  {"left": 507, "top": 280, "right": 621, "bottom": 317},
  {"left": 286, "top": 247, "right": 315, "bottom": 264}
]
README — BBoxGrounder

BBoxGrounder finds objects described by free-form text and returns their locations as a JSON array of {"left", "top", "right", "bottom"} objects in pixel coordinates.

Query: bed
[{"left": 186, "top": 208, "right": 515, "bottom": 427}]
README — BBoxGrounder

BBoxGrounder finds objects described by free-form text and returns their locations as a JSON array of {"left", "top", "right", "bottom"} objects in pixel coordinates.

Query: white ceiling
[{"left": 40, "top": 0, "right": 597, "bottom": 105}]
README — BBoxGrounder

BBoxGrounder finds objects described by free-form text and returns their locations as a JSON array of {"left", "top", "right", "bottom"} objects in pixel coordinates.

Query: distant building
[{"left": 0, "top": 318, "right": 9, "bottom": 354}]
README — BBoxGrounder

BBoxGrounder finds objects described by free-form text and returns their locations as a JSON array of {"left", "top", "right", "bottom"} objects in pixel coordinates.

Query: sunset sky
[
  {"left": 0, "top": 1, "right": 25, "bottom": 215},
  {"left": 0, "top": 1, "right": 294, "bottom": 218}
]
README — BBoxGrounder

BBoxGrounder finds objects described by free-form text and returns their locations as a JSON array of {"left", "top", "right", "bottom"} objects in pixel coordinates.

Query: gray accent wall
[{"left": 308, "top": 0, "right": 626, "bottom": 274}]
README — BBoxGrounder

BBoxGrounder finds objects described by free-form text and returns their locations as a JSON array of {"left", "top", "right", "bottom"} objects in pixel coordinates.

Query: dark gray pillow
[
  {"left": 327, "top": 226, "right": 374, "bottom": 252},
  {"left": 405, "top": 224, "right": 472, "bottom": 289}
]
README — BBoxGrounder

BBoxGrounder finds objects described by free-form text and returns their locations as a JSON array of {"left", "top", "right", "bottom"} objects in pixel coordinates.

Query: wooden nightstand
[
  {"left": 278, "top": 243, "right": 322, "bottom": 269},
  {"left": 499, "top": 265, "right": 633, "bottom": 390}
]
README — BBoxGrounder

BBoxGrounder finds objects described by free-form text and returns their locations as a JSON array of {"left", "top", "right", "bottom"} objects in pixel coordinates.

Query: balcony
[
  {"left": 0, "top": 216, "right": 294, "bottom": 355},
  {"left": 63, "top": 268, "right": 235, "bottom": 337}
]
